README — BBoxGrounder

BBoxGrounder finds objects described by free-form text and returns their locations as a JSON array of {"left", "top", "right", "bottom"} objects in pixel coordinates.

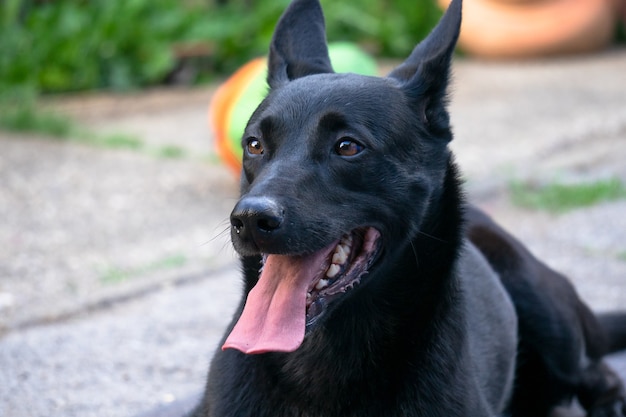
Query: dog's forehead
[{"left": 265, "top": 73, "right": 403, "bottom": 119}]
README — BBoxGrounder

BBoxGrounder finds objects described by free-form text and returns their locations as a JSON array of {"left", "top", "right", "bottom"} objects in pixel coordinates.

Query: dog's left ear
[
  {"left": 267, "top": 0, "right": 334, "bottom": 89},
  {"left": 388, "top": 0, "right": 462, "bottom": 131}
]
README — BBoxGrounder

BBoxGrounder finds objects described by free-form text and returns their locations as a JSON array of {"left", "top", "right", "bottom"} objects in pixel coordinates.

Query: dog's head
[{"left": 223, "top": 0, "right": 462, "bottom": 354}]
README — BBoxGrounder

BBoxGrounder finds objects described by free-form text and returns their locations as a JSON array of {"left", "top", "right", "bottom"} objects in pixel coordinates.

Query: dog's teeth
[
  {"left": 315, "top": 279, "right": 330, "bottom": 290},
  {"left": 332, "top": 246, "right": 348, "bottom": 265},
  {"left": 326, "top": 264, "right": 341, "bottom": 278}
]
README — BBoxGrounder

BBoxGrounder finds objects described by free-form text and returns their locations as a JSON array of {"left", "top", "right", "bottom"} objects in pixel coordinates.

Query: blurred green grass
[{"left": 510, "top": 178, "right": 626, "bottom": 214}]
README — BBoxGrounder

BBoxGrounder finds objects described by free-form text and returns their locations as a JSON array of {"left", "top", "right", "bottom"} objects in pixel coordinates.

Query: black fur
[
  {"left": 190, "top": 0, "right": 626, "bottom": 416},
  {"left": 466, "top": 207, "right": 626, "bottom": 417}
]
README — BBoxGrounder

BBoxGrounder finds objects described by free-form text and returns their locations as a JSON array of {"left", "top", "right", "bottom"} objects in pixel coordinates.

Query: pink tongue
[{"left": 222, "top": 246, "right": 334, "bottom": 354}]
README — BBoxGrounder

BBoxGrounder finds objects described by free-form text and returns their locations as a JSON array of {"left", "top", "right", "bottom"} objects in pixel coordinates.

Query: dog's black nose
[{"left": 230, "top": 196, "right": 284, "bottom": 244}]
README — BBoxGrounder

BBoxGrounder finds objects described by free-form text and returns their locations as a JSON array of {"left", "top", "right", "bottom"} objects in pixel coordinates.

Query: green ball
[{"left": 328, "top": 42, "right": 378, "bottom": 75}]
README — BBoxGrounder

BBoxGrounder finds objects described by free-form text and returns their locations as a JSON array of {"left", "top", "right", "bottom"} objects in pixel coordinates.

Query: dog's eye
[
  {"left": 335, "top": 138, "right": 363, "bottom": 157},
  {"left": 246, "top": 138, "right": 264, "bottom": 156}
]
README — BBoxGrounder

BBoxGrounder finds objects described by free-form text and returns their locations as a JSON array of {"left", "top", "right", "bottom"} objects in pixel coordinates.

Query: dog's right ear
[
  {"left": 267, "top": 0, "right": 334, "bottom": 89},
  {"left": 388, "top": 0, "right": 462, "bottom": 133}
]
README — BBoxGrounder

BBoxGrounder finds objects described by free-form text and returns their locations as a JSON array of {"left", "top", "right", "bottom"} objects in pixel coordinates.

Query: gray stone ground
[{"left": 1, "top": 50, "right": 626, "bottom": 417}]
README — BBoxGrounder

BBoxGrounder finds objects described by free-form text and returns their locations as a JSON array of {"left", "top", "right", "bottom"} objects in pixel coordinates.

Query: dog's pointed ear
[
  {"left": 267, "top": 0, "right": 334, "bottom": 89},
  {"left": 388, "top": 0, "right": 462, "bottom": 129}
]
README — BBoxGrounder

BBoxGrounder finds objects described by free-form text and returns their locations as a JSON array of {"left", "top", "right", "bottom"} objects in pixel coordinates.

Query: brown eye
[
  {"left": 246, "top": 138, "right": 264, "bottom": 155},
  {"left": 335, "top": 138, "right": 363, "bottom": 157}
]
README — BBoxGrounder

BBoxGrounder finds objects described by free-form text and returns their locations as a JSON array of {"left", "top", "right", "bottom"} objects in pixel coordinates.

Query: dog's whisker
[
  {"left": 201, "top": 219, "right": 233, "bottom": 247},
  {"left": 409, "top": 241, "right": 420, "bottom": 267},
  {"left": 417, "top": 230, "right": 447, "bottom": 243}
]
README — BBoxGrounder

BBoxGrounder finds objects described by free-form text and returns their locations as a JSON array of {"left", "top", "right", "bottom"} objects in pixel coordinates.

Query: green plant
[
  {"left": 322, "top": 0, "right": 442, "bottom": 56},
  {"left": 0, "top": 102, "right": 74, "bottom": 137},
  {"left": 0, "top": 0, "right": 211, "bottom": 93},
  {"left": 510, "top": 178, "right": 626, "bottom": 213},
  {"left": 199, "top": 0, "right": 442, "bottom": 72},
  {"left": 0, "top": 90, "right": 143, "bottom": 145},
  {"left": 190, "top": 0, "right": 292, "bottom": 73},
  {"left": 0, "top": 0, "right": 442, "bottom": 95},
  {"left": 0, "top": 88, "right": 50, "bottom": 131},
  {"left": 0, "top": 95, "right": 209, "bottom": 159}
]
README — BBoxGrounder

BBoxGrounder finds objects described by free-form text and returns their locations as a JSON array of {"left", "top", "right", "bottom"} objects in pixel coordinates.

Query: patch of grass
[
  {"left": 156, "top": 145, "right": 186, "bottom": 159},
  {"left": 0, "top": 103, "right": 74, "bottom": 137},
  {"left": 97, "top": 133, "right": 144, "bottom": 150},
  {"left": 0, "top": 97, "right": 206, "bottom": 161},
  {"left": 617, "top": 252, "right": 626, "bottom": 263},
  {"left": 510, "top": 177, "right": 626, "bottom": 214},
  {"left": 0, "top": 99, "right": 152, "bottom": 153},
  {"left": 100, "top": 254, "right": 188, "bottom": 284}
]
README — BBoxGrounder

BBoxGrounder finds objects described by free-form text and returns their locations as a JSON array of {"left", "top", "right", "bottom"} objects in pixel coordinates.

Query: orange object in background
[
  {"left": 438, "top": 0, "right": 619, "bottom": 58},
  {"left": 209, "top": 58, "right": 266, "bottom": 175}
]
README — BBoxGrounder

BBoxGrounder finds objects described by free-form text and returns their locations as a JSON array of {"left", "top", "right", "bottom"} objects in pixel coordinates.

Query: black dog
[{"left": 190, "top": 0, "right": 626, "bottom": 415}]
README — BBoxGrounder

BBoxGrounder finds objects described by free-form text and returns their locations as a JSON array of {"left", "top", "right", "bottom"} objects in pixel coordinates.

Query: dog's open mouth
[
  {"left": 305, "top": 228, "right": 381, "bottom": 324},
  {"left": 222, "top": 227, "right": 381, "bottom": 355}
]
